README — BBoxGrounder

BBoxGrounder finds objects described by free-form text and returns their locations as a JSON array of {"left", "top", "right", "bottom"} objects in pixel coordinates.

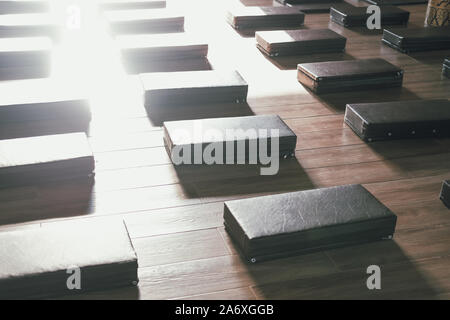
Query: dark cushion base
[
  {"left": 0, "top": 65, "right": 50, "bottom": 81},
  {"left": 163, "top": 115, "right": 297, "bottom": 166},
  {"left": 163, "top": 137, "right": 296, "bottom": 166},
  {"left": 256, "top": 43, "right": 345, "bottom": 57},
  {"left": 344, "top": 100, "right": 450, "bottom": 142},
  {"left": 223, "top": 184, "right": 397, "bottom": 263},
  {"left": 298, "top": 74, "right": 403, "bottom": 94},
  {"left": 0, "top": 170, "right": 95, "bottom": 189},
  {"left": 146, "top": 93, "right": 247, "bottom": 107},
  {"left": 382, "top": 28, "right": 450, "bottom": 53},
  {"left": 297, "top": 59, "right": 404, "bottom": 94},
  {"left": 228, "top": 21, "right": 305, "bottom": 31},
  {"left": 287, "top": 3, "right": 335, "bottom": 14},
  {"left": 277, "top": 0, "right": 343, "bottom": 4},
  {"left": 0, "top": 220, "right": 138, "bottom": 299},
  {"left": 0, "top": 1, "right": 49, "bottom": 14},
  {"left": 226, "top": 7, "right": 305, "bottom": 31},
  {"left": 141, "top": 70, "right": 248, "bottom": 107},
  {"left": 225, "top": 224, "right": 394, "bottom": 263},
  {"left": 110, "top": 24, "right": 184, "bottom": 36},
  {"left": 0, "top": 26, "right": 60, "bottom": 41},
  {"left": 0, "top": 133, "right": 95, "bottom": 188},
  {"left": 382, "top": 39, "right": 450, "bottom": 53},
  {"left": 331, "top": 17, "right": 408, "bottom": 28},
  {"left": 99, "top": 0, "right": 166, "bottom": 11},
  {"left": 441, "top": 180, "right": 450, "bottom": 209},
  {"left": 0, "top": 120, "right": 90, "bottom": 141},
  {"left": 330, "top": 4, "right": 409, "bottom": 28},
  {"left": 1, "top": 263, "right": 138, "bottom": 300}
]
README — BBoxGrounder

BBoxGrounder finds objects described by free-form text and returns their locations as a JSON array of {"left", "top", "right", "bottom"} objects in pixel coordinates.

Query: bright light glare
[
  {"left": 36, "top": 0, "right": 272, "bottom": 131},
  {"left": 47, "top": 0, "right": 132, "bottom": 121}
]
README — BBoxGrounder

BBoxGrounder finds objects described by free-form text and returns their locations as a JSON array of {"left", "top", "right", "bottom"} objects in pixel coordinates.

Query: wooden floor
[{"left": 1, "top": 0, "right": 450, "bottom": 299}]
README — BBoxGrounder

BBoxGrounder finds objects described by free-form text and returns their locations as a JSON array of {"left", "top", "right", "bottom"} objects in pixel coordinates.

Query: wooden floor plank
[
  {"left": 124, "top": 202, "right": 224, "bottom": 239},
  {"left": 389, "top": 200, "right": 450, "bottom": 231},
  {"left": 296, "top": 139, "right": 450, "bottom": 169},
  {"left": 364, "top": 173, "right": 448, "bottom": 206},
  {"left": 132, "top": 252, "right": 337, "bottom": 300},
  {"left": 325, "top": 224, "right": 450, "bottom": 271},
  {"left": 133, "top": 229, "right": 229, "bottom": 268}
]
